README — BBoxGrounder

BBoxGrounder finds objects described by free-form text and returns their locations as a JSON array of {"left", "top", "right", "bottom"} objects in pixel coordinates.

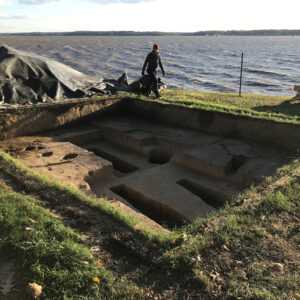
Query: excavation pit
[
  {"left": 42, "top": 151, "right": 53, "bottom": 157},
  {"left": 63, "top": 153, "right": 79, "bottom": 160},
  {"left": 0, "top": 98, "right": 297, "bottom": 230},
  {"left": 25, "top": 146, "right": 35, "bottom": 151}
]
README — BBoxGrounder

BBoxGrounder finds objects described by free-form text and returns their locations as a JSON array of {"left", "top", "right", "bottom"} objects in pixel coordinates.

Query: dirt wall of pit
[
  {"left": 0, "top": 98, "right": 122, "bottom": 139},
  {"left": 124, "top": 98, "right": 300, "bottom": 153},
  {"left": 0, "top": 97, "right": 299, "bottom": 153}
]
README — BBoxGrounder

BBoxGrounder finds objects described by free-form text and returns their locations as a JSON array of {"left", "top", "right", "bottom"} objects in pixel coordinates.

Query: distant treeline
[{"left": 1, "top": 30, "right": 300, "bottom": 36}]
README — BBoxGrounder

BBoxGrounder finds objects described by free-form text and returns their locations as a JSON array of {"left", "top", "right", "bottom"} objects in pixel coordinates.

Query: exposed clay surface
[
  {"left": 0, "top": 115, "right": 290, "bottom": 229},
  {"left": 2, "top": 136, "right": 111, "bottom": 192}
]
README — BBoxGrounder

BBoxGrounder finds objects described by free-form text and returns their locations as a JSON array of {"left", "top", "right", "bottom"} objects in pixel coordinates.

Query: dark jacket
[{"left": 142, "top": 50, "right": 165, "bottom": 74}]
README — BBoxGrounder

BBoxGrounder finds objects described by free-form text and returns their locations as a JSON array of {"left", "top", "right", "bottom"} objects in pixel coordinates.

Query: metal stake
[{"left": 239, "top": 52, "right": 244, "bottom": 97}]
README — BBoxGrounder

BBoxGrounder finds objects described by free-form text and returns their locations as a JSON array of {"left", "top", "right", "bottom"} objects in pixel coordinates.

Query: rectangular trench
[
  {"left": 177, "top": 179, "right": 227, "bottom": 208},
  {"left": 110, "top": 184, "right": 189, "bottom": 228}
]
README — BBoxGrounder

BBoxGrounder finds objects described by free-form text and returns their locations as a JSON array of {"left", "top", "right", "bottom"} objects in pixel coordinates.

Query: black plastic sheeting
[{"left": 0, "top": 45, "right": 166, "bottom": 106}]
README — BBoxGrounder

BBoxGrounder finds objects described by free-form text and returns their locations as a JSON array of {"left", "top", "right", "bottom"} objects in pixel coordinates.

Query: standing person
[{"left": 142, "top": 44, "right": 165, "bottom": 98}]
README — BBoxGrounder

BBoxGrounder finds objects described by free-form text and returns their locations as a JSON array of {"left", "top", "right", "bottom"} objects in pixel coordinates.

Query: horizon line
[{"left": 1, "top": 29, "right": 300, "bottom": 35}]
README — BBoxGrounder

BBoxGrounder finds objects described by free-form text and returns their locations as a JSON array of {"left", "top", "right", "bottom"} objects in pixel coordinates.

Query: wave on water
[
  {"left": 63, "top": 45, "right": 84, "bottom": 55},
  {"left": 222, "top": 72, "right": 236, "bottom": 78},
  {"left": 244, "top": 67, "right": 290, "bottom": 79},
  {"left": 224, "top": 64, "right": 240, "bottom": 70},
  {"left": 168, "top": 62, "right": 186, "bottom": 68},
  {"left": 245, "top": 80, "right": 282, "bottom": 88},
  {"left": 201, "top": 81, "right": 236, "bottom": 92},
  {"left": 191, "top": 78, "right": 203, "bottom": 84}
]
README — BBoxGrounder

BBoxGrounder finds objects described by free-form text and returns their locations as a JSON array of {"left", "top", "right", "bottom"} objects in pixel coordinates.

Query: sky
[{"left": 0, "top": 0, "right": 300, "bottom": 33}]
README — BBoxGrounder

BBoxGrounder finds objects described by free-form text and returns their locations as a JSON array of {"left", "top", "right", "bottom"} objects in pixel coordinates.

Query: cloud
[
  {"left": 0, "top": 0, "right": 12, "bottom": 5},
  {"left": 0, "top": 14, "right": 32, "bottom": 19},
  {"left": 19, "top": 0, "right": 60, "bottom": 4},
  {"left": 87, "top": 0, "right": 153, "bottom": 4}
]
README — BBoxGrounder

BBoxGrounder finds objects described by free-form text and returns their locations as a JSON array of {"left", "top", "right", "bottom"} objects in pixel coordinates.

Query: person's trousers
[{"left": 147, "top": 70, "right": 159, "bottom": 96}]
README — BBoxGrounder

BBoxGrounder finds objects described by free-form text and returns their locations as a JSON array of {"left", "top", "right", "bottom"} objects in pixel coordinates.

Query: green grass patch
[
  {"left": 136, "top": 90, "right": 300, "bottom": 124},
  {"left": 0, "top": 188, "right": 144, "bottom": 299}
]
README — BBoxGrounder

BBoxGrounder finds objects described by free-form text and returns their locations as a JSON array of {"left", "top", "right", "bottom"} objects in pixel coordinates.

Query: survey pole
[{"left": 239, "top": 52, "right": 244, "bottom": 97}]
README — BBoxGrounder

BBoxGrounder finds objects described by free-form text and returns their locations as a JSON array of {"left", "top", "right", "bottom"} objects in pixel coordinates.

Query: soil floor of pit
[{"left": 0, "top": 114, "right": 291, "bottom": 230}]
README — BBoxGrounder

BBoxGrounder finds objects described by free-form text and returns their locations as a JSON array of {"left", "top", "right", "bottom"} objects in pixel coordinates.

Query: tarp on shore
[{"left": 0, "top": 45, "right": 167, "bottom": 106}]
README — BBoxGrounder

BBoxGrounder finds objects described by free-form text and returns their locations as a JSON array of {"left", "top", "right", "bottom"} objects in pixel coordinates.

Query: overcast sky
[{"left": 0, "top": 0, "right": 300, "bottom": 33}]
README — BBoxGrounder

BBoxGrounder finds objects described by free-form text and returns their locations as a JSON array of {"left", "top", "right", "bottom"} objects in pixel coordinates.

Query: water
[{"left": 0, "top": 35, "right": 299, "bottom": 96}]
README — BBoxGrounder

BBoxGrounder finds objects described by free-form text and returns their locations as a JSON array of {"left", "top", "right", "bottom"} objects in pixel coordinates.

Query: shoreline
[{"left": 1, "top": 29, "right": 300, "bottom": 37}]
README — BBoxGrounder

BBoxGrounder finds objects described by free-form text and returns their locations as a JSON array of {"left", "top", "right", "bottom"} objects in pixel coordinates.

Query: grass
[
  {"left": 135, "top": 90, "right": 300, "bottom": 124},
  {"left": 0, "top": 183, "right": 144, "bottom": 299}
]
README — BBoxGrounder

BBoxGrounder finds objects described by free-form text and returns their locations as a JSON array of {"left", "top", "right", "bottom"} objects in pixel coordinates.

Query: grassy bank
[
  {"left": 135, "top": 90, "right": 300, "bottom": 124},
  {"left": 0, "top": 185, "right": 144, "bottom": 299}
]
